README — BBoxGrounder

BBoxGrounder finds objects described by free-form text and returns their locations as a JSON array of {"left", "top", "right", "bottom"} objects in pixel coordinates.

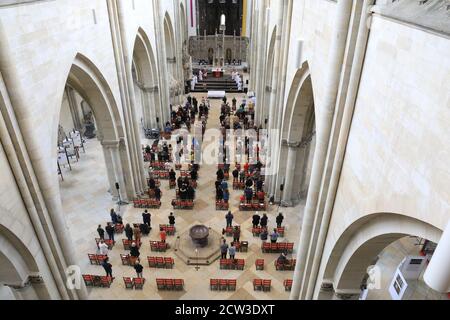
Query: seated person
[{"left": 277, "top": 252, "right": 290, "bottom": 267}]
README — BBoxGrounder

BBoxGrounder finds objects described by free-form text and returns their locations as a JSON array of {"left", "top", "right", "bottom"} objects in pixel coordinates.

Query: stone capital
[{"left": 101, "top": 140, "right": 120, "bottom": 148}]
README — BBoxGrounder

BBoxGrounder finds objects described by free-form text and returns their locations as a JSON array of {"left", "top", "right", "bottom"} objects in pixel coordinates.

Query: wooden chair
[
  {"left": 82, "top": 274, "right": 94, "bottom": 287},
  {"left": 284, "top": 279, "right": 293, "bottom": 291},
  {"left": 134, "top": 278, "right": 145, "bottom": 290},
  {"left": 123, "top": 277, "right": 134, "bottom": 289},
  {"left": 255, "top": 259, "right": 264, "bottom": 270},
  {"left": 262, "top": 280, "right": 271, "bottom": 292},
  {"left": 253, "top": 279, "right": 262, "bottom": 291},
  {"left": 174, "top": 279, "right": 184, "bottom": 291},
  {"left": 227, "top": 279, "right": 237, "bottom": 291},
  {"left": 210, "top": 279, "right": 219, "bottom": 291}
]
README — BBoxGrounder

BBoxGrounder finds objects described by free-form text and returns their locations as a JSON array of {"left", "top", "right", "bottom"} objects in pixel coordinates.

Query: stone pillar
[
  {"left": 102, "top": 143, "right": 119, "bottom": 200},
  {"left": 65, "top": 86, "right": 82, "bottom": 131},
  {"left": 424, "top": 221, "right": 450, "bottom": 293},
  {"left": 102, "top": 140, "right": 127, "bottom": 201},
  {"left": 281, "top": 142, "right": 298, "bottom": 206},
  {"left": 290, "top": 0, "right": 353, "bottom": 300}
]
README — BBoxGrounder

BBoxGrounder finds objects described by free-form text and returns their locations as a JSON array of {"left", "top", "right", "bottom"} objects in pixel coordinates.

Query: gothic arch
[
  {"left": 53, "top": 53, "right": 124, "bottom": 153},
  {"left": 180, "top": 2, "right": 188, "bottom": 45},
  {"left": 132, "top": 28, "right": 162, "bottom": 129},
  {"left": 319, "top": 213, "right": 441, "bottom": 295},
  {"left": 278, "top": 62, "right": 317, "bottom": 203},
  {"left": 0, "top": 221, "right": 50, "bottom": 299},
  {"left": 164, "top": 12, "right": 178, "bottom": 101}
]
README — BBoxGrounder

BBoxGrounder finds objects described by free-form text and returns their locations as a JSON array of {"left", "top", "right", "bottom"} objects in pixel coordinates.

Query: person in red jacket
[{"left": 160, "top": 228, "right": 167, "bottom": 243}]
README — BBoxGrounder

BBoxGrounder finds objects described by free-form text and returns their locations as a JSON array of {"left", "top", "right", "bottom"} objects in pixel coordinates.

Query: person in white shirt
[
  {"left": 98, "top": 240, "right": 109, "bottom": 256},
  {"left": 198, "top": 70, "right": 203, "bottom": 81}
]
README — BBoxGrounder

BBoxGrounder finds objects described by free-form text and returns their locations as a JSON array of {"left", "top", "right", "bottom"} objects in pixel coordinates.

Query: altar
[
  {"left": 208, "top": 90, "right": 226, "bottom": 99},
  {"left": 212, "top": 68, "right": 224, "bottom": 78}
]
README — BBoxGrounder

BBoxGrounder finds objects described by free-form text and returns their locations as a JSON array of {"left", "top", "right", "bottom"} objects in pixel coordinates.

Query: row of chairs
[
  {"left": 151, "top": 170, "right": 170, "bottom": 180},
  {"left": 216, "top": 200, "right": 229, "bottom": 210},
  {"left": 253, "top": 227, "right": 285, "bottom": 237},
  {"left": 234, "top": 241, "right": 249, "bottom": 253},
  {"left": 223, "top": 226, "right": 240, "bottom": 237},
  {"left": 120, "top": 254, "right": 139, "bottom": 266},
  {"left": 253, "top": 279, "right": 271, "bottom": 292},
  {"left": 239, "top": 201, "right": 267, "bottom": 211},
  {"left": 156, "top": 278, "right": 184, "bottom": 291},
  {"left": 171, "top": 199, "right": 194, "bottom": 210},
  {"left": 159, "top": 224, "right": 176, "bottom": 235},
  {"left": 88, "top": 254, "right": 108, "bottom": 265},
  {"left": 210, "top": 279, "right": 236, "bottom": 291},
  {"left": 123, "top": 277, "right": 145, "bottom": 289},
  {"left": 148, "top": 256, "right": 175, "bottom": 269},
  {"left": 219, "top": 259, "right": 245, "bottom": 270},
  {"left": 82, "top": 275, "right": 113, "bottom": 288},
  {"left": 149, "top": 162, "right": 167, "bottom": 170},
  {"left": 261, "top": 242, "right": 294, "bottom": 253},
  {"left": 114, "top": 224, "right": 124, "bottom": 234},
  {"left": 122, "top": 239, "right": 142, "bottom": 250},
  {"left": 133, "top": 199, "right": 161, "bottom": 209},
  {"left": 150, "top": 241, "right": 170, "bottom": 252},
  {"left": 146, "top": 178, "right": 161, "bottom": 188},
  {"left": 275, "top": 259, "right": 297, "bottom": 271},
  {"left": 95, "top": 238, "right": 114, "bottom": 250}
]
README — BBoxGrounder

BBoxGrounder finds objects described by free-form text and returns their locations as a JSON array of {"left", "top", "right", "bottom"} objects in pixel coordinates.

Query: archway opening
[
  {"left": 132, "top": 29, "right": 162, "bottom": 131},
  {"left": 56, "top": 54, "right": 132, "bottom": 277},
  {"left": 279, "top": 67, "right": 316, "bottom": 206}
]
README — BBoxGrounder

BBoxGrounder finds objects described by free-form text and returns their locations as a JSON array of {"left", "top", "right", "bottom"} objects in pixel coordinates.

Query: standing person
[
  {"left": 97, "top": 224, "right": 105, "bottom": 240},
  {"left": 154, "top": 187, "right": 161, "bottom": 201},
  {"left": 105, "top": 222, "right": 115, "bottom": 243},
  {"left": 216, "top": 168, "right": 224, "bottom": 181},
  {"left": 225, "top": 211, "right": 234, "bottom": 228},
  {"left": 220, "top": 239, "right": 228, "bottom": 259},
  {"left": 233, "top": 226, "right": 240, "bottom": 243},
  {"left": 232, "top": 168, "right": 239, "bottom": 183},
  {"left": 98, "top": 240, "right": 109, "bottom": 256},
  {"left": 133, "top": 225, "right": 141, "bottom": 245},
  {"left": 239, "top": 170, "right": 245, "bottom": 183},
  {"left": 130, "top": 242, "right": 140, "bottom": 258},
  {"left": 142, "top": 210, "right": 151, "bottom": 227},
  {"left": 125, "top": 223, "right": 133, "bottom": 241},
  {"left": 270, "top": 229, "right": 280, "bottom": 244},
  {"left": 223, "top": 189, "right": 230, "bottom": 203},
  {"left": 160, "top": 227, "right": 167, "bottom": 243},
  {"left": 260, "top": 228, "right": 268, "bottom": 242},
  {"left": 252, "top": 213, "right": 261, "bottom": 228},
  {"left": 110, "top": 208, "right": 118, "bottom": 224},
  {"left": 168, "top": 212, "right": 176, "bottom": 227},
  {"left": 101, "top": 257, "right": 113, "bottom": 278},
  {"left": 228, "top": 243, "right": 236, "bottom": 260},
  {"left": 134, "top": 259, "right": 144, "bottom": 278},
  {"left": 260, "top": 214, "right": 268, "bottom": 229},
  {"left": 276, "top": 213, "right": 284, "bottom": 228}
]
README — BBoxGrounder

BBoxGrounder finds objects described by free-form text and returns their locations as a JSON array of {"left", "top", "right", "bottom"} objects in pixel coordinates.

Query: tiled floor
[
  {"left": 59, "top": 92, "right": 446, "bottom": 300},
  {"left": 59, "top": 92, "right": 302, "bottom": 300}
]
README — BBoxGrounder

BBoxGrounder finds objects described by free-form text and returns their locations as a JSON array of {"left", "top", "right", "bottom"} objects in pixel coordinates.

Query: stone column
[
  {"left": 281, "top": 142, "right": 298, "bottom": 206},
  {"left": 65, "top": 86, "right": 82, "bottom": 131},
  {"left": 290, "top": 0, "right": 353, "bottom": 300},
  {"left": 101, "top": 143, "right": 119, "bottom": 200},
  {"left": 102, "top": 140, "right": 127, "bottom": 201},
  {"left": 424, "top": 221, "right": 450, "bottom": 293}
]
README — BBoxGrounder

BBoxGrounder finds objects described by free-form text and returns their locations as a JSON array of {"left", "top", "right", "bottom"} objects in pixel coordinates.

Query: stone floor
[
  {"left": 60, "top": 92, "right": 302, "bottom": 300},
  {"left": 59, "top": 92, "right": 446, "bottom": 300}
]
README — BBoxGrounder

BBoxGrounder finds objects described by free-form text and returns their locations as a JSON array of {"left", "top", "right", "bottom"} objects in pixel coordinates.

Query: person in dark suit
[
  {"left": 142, "top": 210, "right": 151, "bottom": 227},
  {"left": 225, "top": 211, "right": 234, "bottom": 228},
  {"left": 168, "top": 212, "right": 176, "bottom": 226},
  {"left": 125, "top": 224, "right": 133, "bottom": 241},
  {"left": 101, "top": 257, "right": 113, "bottom": 278},
  {"left": 252, "top": 214, "right": 261, "bottom": 228},
  {"left": 97, "top": 225, "right": 105, "bottom": 240}
]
